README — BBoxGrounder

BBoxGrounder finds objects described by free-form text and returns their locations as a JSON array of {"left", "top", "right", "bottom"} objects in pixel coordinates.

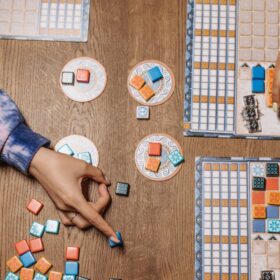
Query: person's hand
[
  {"left": 272, "top": 51, "right": 280, "bottom": 115},
  {"left": 29, "top": 147, "right": 120, "bottom": 243}
]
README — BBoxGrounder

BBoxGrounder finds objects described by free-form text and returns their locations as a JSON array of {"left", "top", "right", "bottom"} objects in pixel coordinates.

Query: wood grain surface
[{"left": 0, "top": 1, "right": 279, "bottom": 279}]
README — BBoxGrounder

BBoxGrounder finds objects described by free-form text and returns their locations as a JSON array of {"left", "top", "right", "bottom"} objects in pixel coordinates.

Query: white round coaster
[
  {"left": 60, "top": 57, "right": 107, "bottom": 102},
  {"left": 135, "top": 133, "right": 183, "bottom": 181},
  {"left": 55, "top": 135, "right": 99, "bottom": 167},
  {"left": 127, "top": 60, "right": 175, "bottom": 106}
]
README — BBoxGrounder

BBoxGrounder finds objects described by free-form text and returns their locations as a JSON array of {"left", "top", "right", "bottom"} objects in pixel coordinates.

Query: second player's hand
[
  {"left": 29, "top": 147, "right": 120, "bottom": 243},
  {"left": 272, "top": 51, "right": 280, "bottom": 115}
]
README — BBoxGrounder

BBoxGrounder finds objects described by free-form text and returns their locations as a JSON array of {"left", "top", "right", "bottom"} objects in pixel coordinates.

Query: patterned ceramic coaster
[
  {"left": 127, "top": 60, "right": 175, "bottom": 106},
  {"left": 135, "top": 133, "right": 183, "bottom": 181},
  {"left": 55, "top": 135, "right": 99, "bottom": 167},
  {"left": 60, "top": 57, "right": 107, "bottom": 102}
]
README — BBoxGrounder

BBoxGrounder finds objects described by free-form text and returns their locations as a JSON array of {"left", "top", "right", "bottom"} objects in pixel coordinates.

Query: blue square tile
[
  {"left": 34, "top": 273, "right": 48, "bottom": 280},
  {"left": 63, "top": 276, "right": 75, "bottom": 280},
  {"left": 77, "top": 152, "right": 92, "bottom": 164},
  {"left": 20, "top": 251, "right": 36, "bottom": 268},
  {"left": 65, "top": 261, "right": 79, "bottom": 276},
  {"left": 108, "top": 231, "right": 123, "bottom": 248},
  {"left": 253, "top": 219, "right": 266, "bottom": 233},
  {"left": 58, "top": 144, "right": 74, "bottom": 156},
  {"left": 45, "top": 220, "right": 60, "bottom": 234},
  {"left": 252, "top": 79, "right": 265, "bottom": 93},
  {"left": 5, "top": 272, "right": 19, "bottom": 280},
  {"left": 252, "top": 65, "right": 265, "bottom": 80},
  {"left": 267, "top": 219, "right": 280, "bottom": 233},
  {"left": 147, "top": 66, "right": 163, "bottom": 83},
  {"left": 266, "top": 163, "right": 279, "bottom": 177},
  {"left": 30, "top": 222, "right": 45, "bottom": 237},
  {"left": 267, "top": 206, "right": 279, "bottom": 219},
  {"left": 168, "top": 150, "right": 184, "bottom": 167}
]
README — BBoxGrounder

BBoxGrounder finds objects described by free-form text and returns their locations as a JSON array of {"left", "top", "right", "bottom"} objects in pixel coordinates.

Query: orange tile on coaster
[
  {"left": 76, "top": 69, "right": 90, "bottom": 83},
  {"left": 29, "top": 238, "right": 44, "bottom": 253},
  {"left": 35, "top": 257, "right": 52, "bottom": 274},
  {"left": 26, "top": 199, "right": 44, "bottom": 215},
  {"left": 266, "top": 177, "right": 279, "bottom": 191},
  {"left": 267, "top": 191, "right": 280, "bottom": 205},
  {"left": 139, "top": 85, "right": 155, "bottom": 101},
  {"left": 15, "top": 239, "right": 30, "bottom": 255},
  {"left": 148, "top": 142, "right": 162, "bottom": 156},
  {"left": 129, "top": 75, "right": 145, "bottom": 90},
  {"left": 20, "top": 267, "right": 34, "bottom": 280},
  {"left": 6, "top": 256, "right": 23, "bottom": 273},
  {"left": 145, "top": 157, "right": 161, "bottom": 172},
  {"left": 253, "top": 205, "right": 266, "bottom": 219},
  {"left": 49, "top": 271, "right": 63, "bottom": 280}
]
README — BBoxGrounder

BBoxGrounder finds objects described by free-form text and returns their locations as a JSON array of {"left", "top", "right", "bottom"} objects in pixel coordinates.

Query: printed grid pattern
[
  {"left": 190, "top": 0, "right": 236, "bottom": 133},
  {"left": 202, "top": 162, "right": 249, "bottom": 280}
]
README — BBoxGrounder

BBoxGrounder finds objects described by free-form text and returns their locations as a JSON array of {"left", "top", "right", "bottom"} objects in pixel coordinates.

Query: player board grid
[
  {"left": 195, "top": 157, "right": 280, "bottom": 280},
  {"left": 0, "top": 0, "right": 90, "bottom": 42}
]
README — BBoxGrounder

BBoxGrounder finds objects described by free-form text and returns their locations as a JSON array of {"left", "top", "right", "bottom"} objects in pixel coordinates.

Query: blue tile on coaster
[
  {"left": 65, "top": 261, "right": 79, "bottom": 276},
  {"left": 109, "top": 231, "right": 123, "bottom": 248},
  {"left": 5, "top": 272, "right": 19, "bottom": 280},
  {"left": 20, "top": 251, "right": 36, "bottom": 268},
  {"left": 30, "top": 222, "right": 45, "bottom": 237},
  {"left": 77, "top": 152, "right": 92, "bottom": 164},
  {"left": 267, "top": 206, "right": 279, "bottom": 219},
  {"left": 63, "top": 276, "right": 75, "bottom": 280},
  {"left": 252, "top": 64, "right": 265, "bottom": 80},
  {"left": 267, "top": 219, "right": 280, "bottom": 233},
  {"left": 168, "top": 150, "right": 184, "bottom": 167},
  {"left": 45, "top": 220, "right": 60, "bottom": 234},
  {"left": 33, "top": 273, "right": 48, "bottom": 280},
  {"left": 147, "top": 66, "right": 163, "bottom": 83},
  {"left": 253, "top": 219, "right": 266, "bottom": 233},
  {"left": 252, "top": 79, "right": 265, "bottom": 93},
  {"left": 58, "top": 144, "right": 74, "bottom": 156}
]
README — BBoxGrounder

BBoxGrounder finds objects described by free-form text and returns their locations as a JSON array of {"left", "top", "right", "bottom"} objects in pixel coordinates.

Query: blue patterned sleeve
[{"left": 0, "top": 90, "right": 50, "bottom": 174}]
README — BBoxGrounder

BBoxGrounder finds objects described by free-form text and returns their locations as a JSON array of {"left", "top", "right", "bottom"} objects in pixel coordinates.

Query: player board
[
  {"left": 184, "top": 0, "right": 280, "bottom": 139},
  {"left": 0, "top": 0, "right": 90, "bottom": 42},
  {"left": 195, "top": 157, "right": 280, "bottom": 280}
]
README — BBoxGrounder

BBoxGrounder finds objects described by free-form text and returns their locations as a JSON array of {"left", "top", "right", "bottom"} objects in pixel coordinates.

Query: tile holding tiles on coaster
[
  {"left": 139, "top": 85, "right": 155, "bottom": 101},
  {"left": 35, "top": 257, "right": 52, "bottom": 274},
  {"left": 267, "top": 206, "right": 279, "bottom": 218},
  {"left": 77, "top": 152, "right": 92, "bottom": 164},
  {"left": 5, "top": 272, "right": 19, "bottom": 280},
  {"left": 29, "top": 238, "right": 44, "bottom": 253},
  {"left": 253, "top": 205, "right": 266, "bottom": 219},
  {"left": 49, "top": 271, "right": 63, "bottom": 280},
  {"left": 136, "top": 106, "right": 150, "bottom": 120},
  {"left": 20, "top": 268, "right": 34, "bottom": 280},
  {"left": 33, "top": 273, "right": 48, "bottom": 280},
  {"left": 57, "top": 144, "right": 74, "bottom": 156},
  {"left": 267, "top": 163, "right": 279, "bottom": 177},
  {"left": 62, "top": 276, "right": 75, "bottom": 280},
  {"left": 145, "top": 157, "right": 161, "bottom": 172},
  {"left": 267, "top": 219, "right": 280, "bottom": 233},
  {"left": 30, "top": 222, "right": 45, "bottom": 237},
  {"left": 108, "top": 231, "right": 123, "bottom": 248},
  {"left": 253, "top": 177, "right": 266, "bottom": 190},
  {"left": 20, "top": 251, "right": 36, "bottom": 268},
  {"left": 76, "top": 69, "right": 90, "bottom": 83},
  {"left": 26, "top": 199, "right": 44, "bottom": 215},
  {"left": 148, "top": 142, "right": 162, "bottom": 156},
  {"left": 116, "top": 182, "right": 130, "bottom": 197},
  {"left": 253, "top": 219, "right": 266, "bottom": 233},
  {"left": 45, "top": 220, "right": 60, "bottom": 234},
  {"left": 168, "top": 150, "right": 184, "bottom": 167},
  {"left": 266, "top": 178, "right": 279, "bottom": 190},
  {"left": 66, "top": 246, "right": 80, "bottom": 261},
  {"left": 15, "top": 239, "right": 30, "bottom": 255},
  {"left": 6, "top": 256, "right": 23, "bottom": 273},
  {"left": 65, "top": 261, "right": 79, "bottom": 276},
  {"left": 61, "top": 72, "right": 75, "bottom": 86},
  {"left": 129, "top": 75, "right": 145, "bottom": 90},
  {"left": 147, "top": 66, "right": 163, "bottom": 83}
]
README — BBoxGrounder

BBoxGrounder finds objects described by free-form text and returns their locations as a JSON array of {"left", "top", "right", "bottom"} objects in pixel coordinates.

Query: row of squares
[
  {"left": 240, "top": 11, "right": 280, "bottom": 24},
  {"left": 239, "top": 36, "right": 280, "bottom": 49},
  {"left": 57, "top": 144, "right": 92, "bottom": 164},
  {"left": 253, "top": 205, "right": 280, "bottom": 219},
  {"left": 253, "top": 219, "right": 280, "bottom": 233},
  {"left": 252, "top": 191, "right": 280, "bottom": 205},
  {"left": 5, "top": 273, "right": 92, "bottom": 280},
  {"left": 203, "top": 171, "right": 247, "bottom": 178},
  {"left": 239, "top": 0, "right": 278, "bottom": 11},
  {"left": 253, "top": 177, "right": 280, "bottom": 191},
  {"left": 191, "top": 124, "right": 234, "bottom": 131},
  {"left": 61, "top": 70, "right": 90, "bottom": 86}
]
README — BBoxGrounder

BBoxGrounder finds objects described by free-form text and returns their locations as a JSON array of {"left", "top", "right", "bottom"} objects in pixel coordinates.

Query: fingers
[
  {"left": 272, "top": 52, "right": 280, "bottom": 110},
  {"left": 91, "top": 184, "right": 111, "bottom": 213},
  {"left": 57, "top": 210, "right": 74, "bottom": 226},
  {"left": 58, "top": 210, "right": 92, "bottom": 229},
  {"left": 84, "top": 165, "right": 111, "bottom": 186}
]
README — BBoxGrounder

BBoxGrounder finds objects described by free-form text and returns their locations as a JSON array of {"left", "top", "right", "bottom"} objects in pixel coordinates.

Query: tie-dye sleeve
[{"left": 0, "top": 90, "right": 50, "bottom": 174}]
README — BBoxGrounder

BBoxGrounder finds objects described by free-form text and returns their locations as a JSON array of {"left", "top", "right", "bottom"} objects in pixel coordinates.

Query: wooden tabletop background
[{"left": 0, "top": 1, "right": 279, "bottom": 279}]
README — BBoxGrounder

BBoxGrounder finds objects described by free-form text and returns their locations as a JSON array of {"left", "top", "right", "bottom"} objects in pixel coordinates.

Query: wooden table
[{"left": 0, "top": 1, "right": 278, "bottom": 279}]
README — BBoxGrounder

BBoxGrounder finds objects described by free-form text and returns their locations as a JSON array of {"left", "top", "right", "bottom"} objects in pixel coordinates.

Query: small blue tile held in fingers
[
  {"left": 20, "top": 251, "right": 36, "bottom": 268},
  {"left": 109, "top": 231, "right": 123, "bottom": 248},
  {"left": 33, "top": 273, "right": 48, "bottom": 280},
  {"left": 45, "top": 220, "right": 60, "bottom": 234},
  {"left": 147, "top": 66, "right": 163, "bottom": 83},
  {"left": 30, "top": 222, "right": 45, "bottom": 237},
  {"left": 5, "top": 272, "right": 19, "bottom": 280},
  {"left": 168, "top": 150, "right": 184, "bottom": 167},
  {"left": 65, "top": 261, "right": 79, "bottom": 276}
]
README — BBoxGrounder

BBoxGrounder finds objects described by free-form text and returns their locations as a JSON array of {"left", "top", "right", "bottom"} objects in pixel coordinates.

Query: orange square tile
[
  {"left": 29, "top": 238, "right": 44, "bottom": 253},
  {"left": 148, "top": 142, "right": 162, "bottom": 156},
  {"left": 76, "top": 69, "right": 90, "bottom": 83},
  {"left": 35, "top": 257, "right": 52, "bottom": 274},
  {"left": 26, "top": 199, "right": 44, "bottom": 215},
  {"left": 15, "top": 239, "right": 30, "bottom": 255},
  {"left": 6, "top": 256, "right": 23, "bottom": 273},
  {"left": 49, "top": 271, "right": 63, "bottom": 280},
  {"left": 139, "top": 85, "right": 155, "bottom": 101},
  {"left": 266, "top": 177, "right": 279, "bottom": 190},
  {"left": 267, "top": 191, "right": 280, "bottom": 205},
  {"left": 252, "top": 205, "right": 266, "bottom": 219},
  {"left": 145, "top": 157, "right": 161, "bottom": 172},
  {"left": 20, "top": 268, "right": 34, "bottom": 280},
  {"left": 66, "top": 246, "right": 80, "bottom": 261},
  {"left": 252, "top": 191, "right": 266, "bottom": 205},
  {"left": 129, "top": 75, "right": 145, "bottom": 90}
]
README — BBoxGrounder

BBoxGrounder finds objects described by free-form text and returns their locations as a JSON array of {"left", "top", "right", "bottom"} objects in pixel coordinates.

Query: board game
[
  {"left": 195, "top": 157, "right": 280, "bottom": 280},
  {"left": 0, "top": 0, "right": 90, "bottom": 42},
  {"left": 184, "top": 0, "right": 280, "bottom": 138}
]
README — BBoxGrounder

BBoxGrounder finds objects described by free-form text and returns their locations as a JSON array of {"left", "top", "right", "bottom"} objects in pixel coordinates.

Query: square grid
[
  {"left": 202, "top": 162, "right": 249, "bottom": 279},
  {"left": 190, "top": 0, "right": 236, "bottom": 133}
]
